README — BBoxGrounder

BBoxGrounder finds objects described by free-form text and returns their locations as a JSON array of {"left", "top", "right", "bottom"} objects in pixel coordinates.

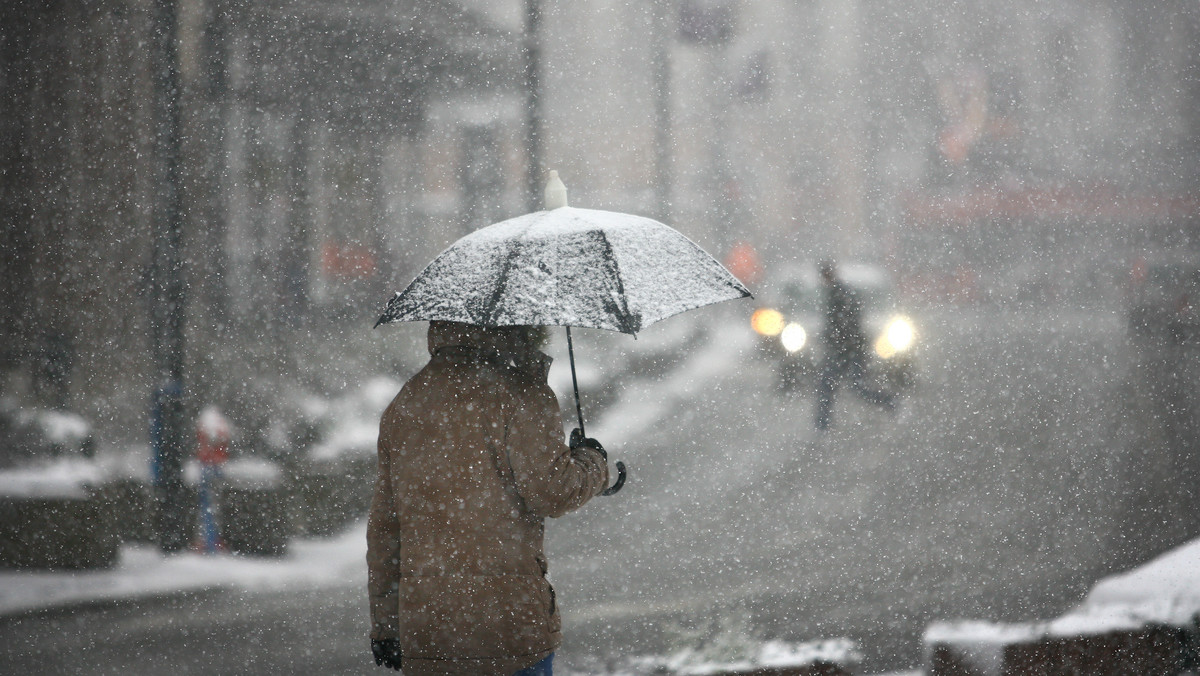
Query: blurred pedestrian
[
  {"left": 194, "top": 406, "right": 231, "bottom": 553},
  {"left": 367, "top": 321, "right": 610, "bottom": 675},
  {"left": 815, "top": 260, "right": 896, "bottom": 430}
]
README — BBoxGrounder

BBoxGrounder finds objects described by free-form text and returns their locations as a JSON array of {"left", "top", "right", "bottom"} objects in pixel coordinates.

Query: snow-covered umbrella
[{"left": 375, "top": 171, "right": 752, "bottom": 494}]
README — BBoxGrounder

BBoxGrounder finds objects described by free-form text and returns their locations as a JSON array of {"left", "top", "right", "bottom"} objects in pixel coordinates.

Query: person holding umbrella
[
  {"left": 368, "top": 171, "right": 751, "bottom": 673},
  {"left": 367, "top": 320, "right": 610, "bottom": 675}
]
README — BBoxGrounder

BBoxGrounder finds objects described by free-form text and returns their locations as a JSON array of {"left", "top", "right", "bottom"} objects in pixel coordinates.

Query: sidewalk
[{"left": 0, "top": 522, "right": 367, "bottom": 618}]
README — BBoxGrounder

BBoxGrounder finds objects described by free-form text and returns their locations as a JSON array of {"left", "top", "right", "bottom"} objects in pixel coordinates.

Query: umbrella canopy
[
  {"left": 375, "top": 174, "right": 752, "bottom": 497},
  {"left": 375, "top": 206, "right": 751, "bottom": 333}
]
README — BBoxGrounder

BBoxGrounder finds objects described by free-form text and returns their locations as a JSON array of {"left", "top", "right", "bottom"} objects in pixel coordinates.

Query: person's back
[
  {"left": 815, "top": 260, "right": 893, "bottom": 430},
  {"left": 367, "top": 321, "right": 608, "bottom": 675},
  {"left": 820, "top": 263, "right": 866, "bottom": 364}
]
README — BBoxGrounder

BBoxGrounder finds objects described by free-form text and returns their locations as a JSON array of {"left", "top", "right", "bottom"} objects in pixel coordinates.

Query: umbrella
[{"left": 375, "top": 171, "right": 752, "bottom": 494}]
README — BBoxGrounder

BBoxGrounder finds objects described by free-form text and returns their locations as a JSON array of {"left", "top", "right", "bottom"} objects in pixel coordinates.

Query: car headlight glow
[
  {"left": 875, "top": 316, "right": 916, "bottom": 359},
  {"left": 780, "top": 323, "right": 807, "bottom": 353},
  {"left": 751, "top": 308, "right": 785, "bottom": 337}
]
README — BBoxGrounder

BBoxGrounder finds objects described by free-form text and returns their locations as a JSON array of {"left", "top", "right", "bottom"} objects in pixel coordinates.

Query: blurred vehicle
[
  {"left": 1128, "top": 255, "right": 1200, "bottom": 344},
  {"left": 750, "top": 262, "right": 919, "bottom": 394}
]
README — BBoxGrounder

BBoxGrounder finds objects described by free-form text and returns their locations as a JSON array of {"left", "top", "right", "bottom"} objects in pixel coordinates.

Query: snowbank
[
  {"left": 181, "top": 457, "right": 283, "bottom": 490},
  {"left": 0, "top": 457, "right": 107, "bottom": 499},
  {"left": 0, "top": 523, "right": 368, "bottom": 617},
  {"left": 1084, "top": 537, "right": 1200, "bottom": 623},
  {"left": 305, "top": 377, "right": 399, "bottom": 462},
  {"left": 656, "top": 638, "right": 861, "bottom": 675},
  {"left": 30, "top": 409, "right": 91, "bottom": 447},
  {"left": 926, "top": 536, "right": 1200, "bottom": 673}
]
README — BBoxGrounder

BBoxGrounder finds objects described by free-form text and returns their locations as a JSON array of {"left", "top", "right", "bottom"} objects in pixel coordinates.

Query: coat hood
[
  {"left": 427, "top": 321, "right": 554, "bottom": 393},
  {"left": 427, "top": 321, "right": 521, "bottom": 358}
]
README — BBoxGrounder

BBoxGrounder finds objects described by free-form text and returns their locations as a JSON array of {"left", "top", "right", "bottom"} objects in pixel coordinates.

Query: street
[
  {"left": 1, "top": 303, "right": 1194, "bottom": 675},
  {"left": 550, "top": 304, "right": 1162, "bottom": 672},
  {"left": 0, "top": 588, "right": 371, "bottom": 675},
  {"left": 5, "top": 0, "right": 1198, "bottom": 674}
]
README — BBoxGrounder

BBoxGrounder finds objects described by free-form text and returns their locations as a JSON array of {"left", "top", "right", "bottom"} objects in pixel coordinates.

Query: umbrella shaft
[{"left": 566, "top": 326, "right": 586, "bottom": 437}]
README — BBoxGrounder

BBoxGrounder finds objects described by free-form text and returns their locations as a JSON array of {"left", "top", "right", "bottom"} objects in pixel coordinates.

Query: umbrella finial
[{"left": 545, "top": 169, "right": 568, "bottom": 210}]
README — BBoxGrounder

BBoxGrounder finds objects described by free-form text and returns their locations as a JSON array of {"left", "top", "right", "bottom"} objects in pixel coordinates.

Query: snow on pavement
[
  {"left": 926, "top": 534, "right": 1200, "bottom": 652},
  {"left": 590, "top": 320, "right": 755, "bottom": 447},
  {"left": 0, "top": 457, "right": 105, "bottom": 500},
  {"left": 0, "top": 523, "right": 368, "bottom": 617}
]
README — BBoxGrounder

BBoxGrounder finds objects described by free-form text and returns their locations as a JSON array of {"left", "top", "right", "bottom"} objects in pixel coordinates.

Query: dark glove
[
  {"left": 372, "top": 639, "right": 402, "bottom": 671},
  {"left": 569, "top": 428, "right": 607, "bottom": 460}
]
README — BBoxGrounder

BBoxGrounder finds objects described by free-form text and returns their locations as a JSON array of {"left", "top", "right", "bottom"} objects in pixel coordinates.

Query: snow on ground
[
  {"left": 925, "top": 535, "right": 1200, "bottom": 669},
  {"left": 0, "top": 523, "right": 367, "bottom": 617},
  {"left": 653, "top": 637, "right": 861, "bottom": 675},
  {"left": 0, "top": 457, "right": 107, "bottom": 499},
  {"left": 306, "top": 376, "right": 400, "bottom": 462},
  {"left": 1082, "top": 536, "right": 1200, "bottom": 625},
  {"left": 590, "top": 318, "right": 755, "bottom": 447}
]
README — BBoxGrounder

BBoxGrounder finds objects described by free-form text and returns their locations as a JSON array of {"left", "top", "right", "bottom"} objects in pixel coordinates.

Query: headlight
[
  {"left": 874, "top": 316, "right": 916, "bottom": 359},
  {"left": 780, "top": 323, "right": 807, "bottom": 353},
  {"left": 751, "top": 308, "right": 785, "bottom": 337}
]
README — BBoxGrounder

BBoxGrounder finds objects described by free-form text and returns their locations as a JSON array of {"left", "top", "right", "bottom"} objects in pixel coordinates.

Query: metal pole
[
  {"left": 150, "top": 0, "right": 189, "bottom": 553},
  {"left": 523, "top": 0, "right": 543, "bottom": 214}
]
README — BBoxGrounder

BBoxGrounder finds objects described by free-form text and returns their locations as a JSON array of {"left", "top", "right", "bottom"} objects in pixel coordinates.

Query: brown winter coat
[{"left": 367, "top": 321, "right": 609, "bottom": 676}]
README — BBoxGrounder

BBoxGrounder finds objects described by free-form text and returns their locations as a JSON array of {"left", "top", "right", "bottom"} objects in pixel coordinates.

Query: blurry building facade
[
  {"left": 525, "top": 0, "right": 1200, "bottom": 294},
  {"left": 0, "top": 0, "right": 522, "bottom": 448},
  {"left": 1, "top": 0, "right": 1198, "bottom": 450}
]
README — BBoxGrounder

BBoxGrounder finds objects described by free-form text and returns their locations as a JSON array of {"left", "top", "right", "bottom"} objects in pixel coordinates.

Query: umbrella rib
[
  {"left": 480, "top": 227, "right": 525, "bottom": 326},
  {"left": 593, "top": 230, "right": 640, "bottom": 334}
]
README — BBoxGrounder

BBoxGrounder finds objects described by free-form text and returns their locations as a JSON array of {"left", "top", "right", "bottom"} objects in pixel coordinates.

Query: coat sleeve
[
  {"left": 366, "top": 406, "right": 401, "bottom": 641},
  {"left": 504, "top": 383, "right": 609, "bottom": 518}
]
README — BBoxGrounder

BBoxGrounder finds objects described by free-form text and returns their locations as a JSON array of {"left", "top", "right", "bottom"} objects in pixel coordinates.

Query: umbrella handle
[
  {"left": 565, "top": 327, "right": 625, "bottom": 497},
  {"left": 601, "top": 461, "right": 626, "bottom": 496},
  {"left": 565, "top": 326, "right": 586, "bottom": 437}
]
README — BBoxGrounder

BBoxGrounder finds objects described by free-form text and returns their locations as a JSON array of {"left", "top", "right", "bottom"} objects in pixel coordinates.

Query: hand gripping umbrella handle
[{"left": 566, "top": 326, "right": 626, "bottom": 497}]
